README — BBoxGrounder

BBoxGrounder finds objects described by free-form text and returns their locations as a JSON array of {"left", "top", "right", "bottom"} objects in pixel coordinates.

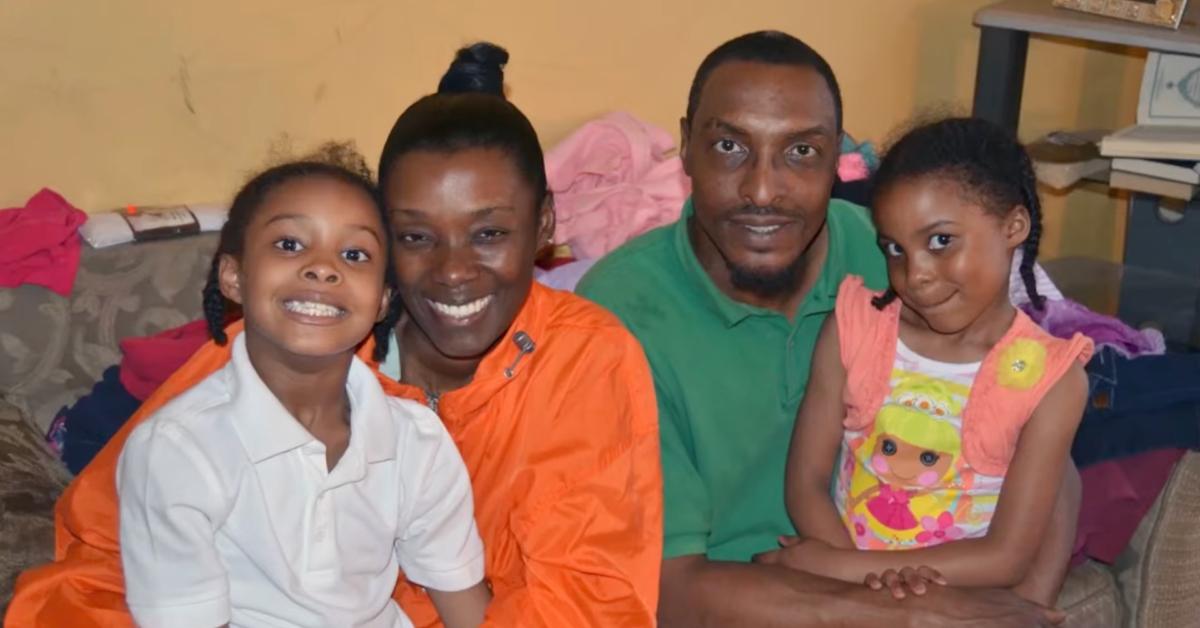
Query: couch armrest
[{"left": 1133, "top": 451, "right": 1200, "bottom": 627}]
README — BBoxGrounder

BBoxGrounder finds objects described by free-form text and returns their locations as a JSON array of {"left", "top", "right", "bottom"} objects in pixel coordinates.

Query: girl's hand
[
  {"left": 752, "top": 535, "right": 832, "bottom": 572},
  {"left": 865, "top": 566, "right": 947, "bottom": 600}
]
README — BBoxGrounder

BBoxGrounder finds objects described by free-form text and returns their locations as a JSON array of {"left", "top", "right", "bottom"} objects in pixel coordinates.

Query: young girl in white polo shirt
[{"left": 116, "top": 146, "right": 489, "bottom": 628}]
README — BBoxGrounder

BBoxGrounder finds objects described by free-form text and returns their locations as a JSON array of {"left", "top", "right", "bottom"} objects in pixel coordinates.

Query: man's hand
[{"left": 905, "top": 585, "right": 1066, "bottom": 628}]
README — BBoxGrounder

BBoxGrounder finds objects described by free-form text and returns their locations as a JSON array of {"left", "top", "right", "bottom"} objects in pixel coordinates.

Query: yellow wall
[{"left": 0, "top": 0, "right": 1142, "bottom": 260}]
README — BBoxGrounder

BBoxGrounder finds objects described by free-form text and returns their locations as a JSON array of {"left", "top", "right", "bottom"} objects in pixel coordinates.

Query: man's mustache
[{"left": 732, "top": 205, "right": 786, "bottom": 217}]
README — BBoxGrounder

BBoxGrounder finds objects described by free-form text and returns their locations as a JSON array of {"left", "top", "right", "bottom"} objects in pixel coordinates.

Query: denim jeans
[{"left": 1071, "top": 346, "right": 1200, "bottom": 468}]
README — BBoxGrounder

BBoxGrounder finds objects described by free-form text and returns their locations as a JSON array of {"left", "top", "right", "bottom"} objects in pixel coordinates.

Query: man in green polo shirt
[
  {"left": 578, "top": 31, "right": 1061, "bottom": 627},
  {"left": 579, "top": 194, "right": 883, "bottom": 562}
]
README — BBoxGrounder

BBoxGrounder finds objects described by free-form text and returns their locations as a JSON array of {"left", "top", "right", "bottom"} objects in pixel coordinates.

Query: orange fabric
[
  {"left": 6, "top": 283, "right": 662, "bottom": 628},
  {"left": 836, "top": 275, "right": 1093, "bottom": 477}
]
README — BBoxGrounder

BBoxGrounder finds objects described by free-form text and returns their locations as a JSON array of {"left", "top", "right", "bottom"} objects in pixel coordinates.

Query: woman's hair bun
[{"left": 437, "top": 42, "right": 509, "bottom": 97}]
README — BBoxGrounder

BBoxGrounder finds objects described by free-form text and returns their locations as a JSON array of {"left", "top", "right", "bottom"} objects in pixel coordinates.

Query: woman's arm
[
  {"left": 777, "top": 363, "right": 1089, "bottom": 589},
  {"left": 785, "top": 317, "right": 856, "bottom": 549}
]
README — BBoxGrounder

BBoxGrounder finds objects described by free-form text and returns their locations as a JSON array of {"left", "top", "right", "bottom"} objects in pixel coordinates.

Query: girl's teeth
[
  {"left": 429, "top": 296, "right": 492, "bottom": 319},
  {"left": 746, "top": 225, "right": 782, "bottom": 235},
  {"left": 284, "top": 300, "right": 343, "bottom": 318}
]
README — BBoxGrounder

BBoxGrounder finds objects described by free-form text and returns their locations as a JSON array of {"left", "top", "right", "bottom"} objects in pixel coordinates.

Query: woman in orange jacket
[{"left": 7, "top": 42, "right": 662, "bottom": 628}]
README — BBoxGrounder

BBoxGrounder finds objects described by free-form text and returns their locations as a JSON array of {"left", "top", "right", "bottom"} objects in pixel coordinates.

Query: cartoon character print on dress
[{"left": 836, "top": 369, "right": 1001, "bottom": 550}]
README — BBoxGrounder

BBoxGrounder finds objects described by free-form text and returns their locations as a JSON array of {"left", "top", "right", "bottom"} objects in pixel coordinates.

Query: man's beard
[{"left": 727, "top": 252, "right": 806, "bottom": 298}]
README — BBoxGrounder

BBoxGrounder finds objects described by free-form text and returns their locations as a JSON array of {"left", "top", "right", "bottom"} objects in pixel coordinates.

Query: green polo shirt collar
[{"left": 673, "top": 198, "right": 844, "bottom": 328}]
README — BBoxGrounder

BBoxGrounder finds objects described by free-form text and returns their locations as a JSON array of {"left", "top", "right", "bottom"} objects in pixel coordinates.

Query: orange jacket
[{"left": 6, "top": 283, "right": 662, "bottom": 627}]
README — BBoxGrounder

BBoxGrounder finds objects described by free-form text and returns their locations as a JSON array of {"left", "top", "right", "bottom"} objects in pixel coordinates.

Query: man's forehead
[{"left": 692, "top": 61, "right": 837, "bottom": 133}]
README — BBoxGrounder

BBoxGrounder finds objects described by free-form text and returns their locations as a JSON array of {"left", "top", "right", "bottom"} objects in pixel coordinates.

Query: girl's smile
[{"left": 281, "top": 290, "right": 350, "bottom": 323}]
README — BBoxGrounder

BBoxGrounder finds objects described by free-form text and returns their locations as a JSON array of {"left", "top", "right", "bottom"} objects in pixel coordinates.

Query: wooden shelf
[{"left": 976, "top": 0, "right": 1200, "bottom": 55}]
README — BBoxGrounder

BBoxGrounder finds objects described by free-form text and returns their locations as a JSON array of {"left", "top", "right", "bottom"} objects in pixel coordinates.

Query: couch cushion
[
  {"left": 1133, "top": 451, "right": 1200, "bottom": 628},
  {"left": 1058, "top": 559, "right": 1122, "bottom": 628},
  {"left": 0, "top": 234, "right": 217, "bottom": 433},
  {"left": 0, "top": 398, "right": 71, "bottom": 609}
]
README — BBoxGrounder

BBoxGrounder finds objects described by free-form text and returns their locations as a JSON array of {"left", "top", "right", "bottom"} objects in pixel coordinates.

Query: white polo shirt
[{"left": 117, "top": 334, "right": 484, "bottom": 628}]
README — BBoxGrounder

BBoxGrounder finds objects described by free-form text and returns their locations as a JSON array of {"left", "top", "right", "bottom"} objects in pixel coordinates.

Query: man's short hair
[{"left": 686, "top": 30, "right": 843, "bottom": 132}]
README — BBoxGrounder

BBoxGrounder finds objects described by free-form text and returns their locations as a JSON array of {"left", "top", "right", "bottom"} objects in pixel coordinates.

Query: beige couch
[
  {"left": 0, "top": 233, "right": 217, "bottom": 613},
  {"left": 1, "top": 233, "right": 1198, "bottom": 626}
]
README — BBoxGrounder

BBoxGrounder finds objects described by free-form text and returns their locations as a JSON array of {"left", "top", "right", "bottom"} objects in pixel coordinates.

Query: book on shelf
[
  {"left": 1110, "top": 158, "right": 1200, "bottom": 185},
  {"left": 1109, "top": 170, "right": 1198, "bottom": 201},
  {"left": 1100, "top": 52, "right": 1200, "bottom": 161},
  {"left": 1101, "top": 126, "right": 1200, "bottom": 160}
]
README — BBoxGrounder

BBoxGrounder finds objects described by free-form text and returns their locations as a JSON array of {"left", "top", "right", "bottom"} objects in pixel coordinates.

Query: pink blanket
[{"left": 547, "top": 112, "right": 691, "bottom": 259}]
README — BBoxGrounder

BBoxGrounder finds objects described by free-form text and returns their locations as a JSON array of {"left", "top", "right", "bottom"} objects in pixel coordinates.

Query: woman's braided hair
[
  {"left": 202, "top": 141, "right": 402, "bottom": 361},
  {"left": 868, "top": 117, "right": 1045, "bottom": 311}
]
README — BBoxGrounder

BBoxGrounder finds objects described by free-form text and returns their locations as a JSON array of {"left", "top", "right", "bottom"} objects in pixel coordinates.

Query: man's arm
[
  {"left": 659, "top": 554, "right": 881, "bottom": 627},
  {"left": 659, "top": 554, "right": 1063, "bottom": 628}
]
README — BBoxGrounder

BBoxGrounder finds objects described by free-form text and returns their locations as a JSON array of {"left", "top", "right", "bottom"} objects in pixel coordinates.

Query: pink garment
[
  {"left": 0, "top": 188, "right": 88, "bottom": 295},
  {"left": 1073, "top": 448, "right": 1184, "bottom": 565},
  {"left": 547, "top": 112, "right": 691, "bottom": 259},
  {"left": 118, "top": 319, "right": 211, "bottom": 400},
  {"left": 838, "top": 153, "right": 870, "bottom": 182}
]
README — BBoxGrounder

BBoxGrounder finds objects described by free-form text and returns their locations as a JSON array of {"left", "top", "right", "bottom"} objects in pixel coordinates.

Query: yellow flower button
[{"left": 996, "top": 339, "right": 1046, "bottom": 390}]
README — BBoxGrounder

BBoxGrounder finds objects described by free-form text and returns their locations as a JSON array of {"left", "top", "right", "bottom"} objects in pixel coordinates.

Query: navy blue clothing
[
  {"left": 1072, "top": 347, "right": 1200, "bottom": 468},
  {"left": 61, "top": 366, "right": 141, "bottom": 474}
]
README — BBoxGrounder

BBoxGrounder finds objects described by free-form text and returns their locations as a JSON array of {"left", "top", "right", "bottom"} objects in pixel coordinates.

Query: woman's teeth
[
  {"left": 284, "top": 300, "right": 345, "bottom": 318},
  {"left": 428, "top": 296, "right": 493, "bottom": 320}
]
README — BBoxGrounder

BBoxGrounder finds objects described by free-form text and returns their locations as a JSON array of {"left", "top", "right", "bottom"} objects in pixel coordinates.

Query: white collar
[{"left": 227, "top": 333, "right": 398, "bottom": 471}]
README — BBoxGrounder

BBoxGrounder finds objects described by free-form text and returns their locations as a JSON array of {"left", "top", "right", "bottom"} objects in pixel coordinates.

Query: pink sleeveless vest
[{"left": 836, "top": 276, "right": 1093, "bottom": 477}]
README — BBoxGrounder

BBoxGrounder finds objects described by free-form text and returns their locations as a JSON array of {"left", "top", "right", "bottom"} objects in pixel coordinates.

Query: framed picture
[
  {"left": 1138, "top": 51, "right": 1200, "bottom": 126},
  {"left": 1052, "top": 0, "right": 1190, "bottom": 29}
]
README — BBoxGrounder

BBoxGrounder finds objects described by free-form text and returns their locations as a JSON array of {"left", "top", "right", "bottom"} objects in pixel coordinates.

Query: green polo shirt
[{"left": 577, "top": 198, "right": 887, "bottom": 562}]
